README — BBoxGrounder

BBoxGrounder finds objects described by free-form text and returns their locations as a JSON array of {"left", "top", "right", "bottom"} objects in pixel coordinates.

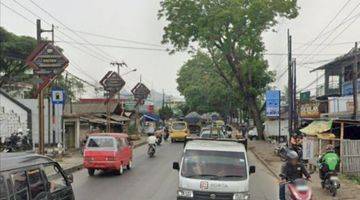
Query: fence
[{"left": 342, "top": 139, "right": 360, "bottom": 175}]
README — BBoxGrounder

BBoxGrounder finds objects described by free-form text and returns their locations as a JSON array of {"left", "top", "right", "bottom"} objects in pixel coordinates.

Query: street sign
[
  {"left": 266, "top": 90, "right": 281, "bottom": 117},
  {"left": 51, "top": 89, "right": 65, "bottom": 104},
  {"left": 131, "top": 82, "right": 150, "bottom": 101},
  {"left": 26, "top": 42, "right": 69, "bottom": 76},
  {"left": 100, "top": 71, "right": 125, "bottom": 96}
]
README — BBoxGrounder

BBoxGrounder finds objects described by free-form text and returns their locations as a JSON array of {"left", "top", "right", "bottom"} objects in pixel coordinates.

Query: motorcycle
[
  {"left": 321, "top": 171, "right": 340, "bottom": 197},
  {"left": 163, "top": 128, "right": 169, "bottom": 141},
  {"left": 156, "top": 135, "right": 162, "bottom": 146},
  {"left": 3, "top": 131, "right": 32, "bottom": 152},
  {"left": 147, "top": 144, "right": 156, "bottom": 157},
  {"left": 285, "top": 178, "right": 313, "bottom": 200}
]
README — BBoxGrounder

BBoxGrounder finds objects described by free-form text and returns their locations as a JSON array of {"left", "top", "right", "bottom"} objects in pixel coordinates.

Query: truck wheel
[
  {"left": 127, "top": 160, "right": 132, "bottom": 170},
  {"left": 88, "top": 169, "right": 95, "bottom": 176},
  {"left": 171, "top": 139, "right": 175, "bottom": 143}
]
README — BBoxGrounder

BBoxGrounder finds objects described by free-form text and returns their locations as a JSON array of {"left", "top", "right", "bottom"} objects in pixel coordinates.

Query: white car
[
  {"left": 173, "top": 138, "right": 255, "bottom": 200},
  {"left": 248, "top": 128, "right": 258, "bottom": 140}
]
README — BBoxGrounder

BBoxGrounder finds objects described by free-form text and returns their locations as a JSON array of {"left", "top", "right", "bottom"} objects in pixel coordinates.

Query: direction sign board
[
  {"left": 26, "top": 42, "right": 69, "bottom": 76},
  {"left": 266, "top": 90, "right": 281, "bottom": 117},
  {"left": 100, "top": 71, "right": 125, "bottom": 96},
  {"left": 131, "top": 82, "right": 150, "bottom": 101}
]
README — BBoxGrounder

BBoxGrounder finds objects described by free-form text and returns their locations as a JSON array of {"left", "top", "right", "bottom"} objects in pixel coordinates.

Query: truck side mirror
[
  {"left": 249, "top": 166, "right": 256, "bottom": 174},
  {"left": 66, "top": 174, "right": 74, "bottom": 183},
  {"left": 173, "top": 162, "right": 180, "bottom": 170}
]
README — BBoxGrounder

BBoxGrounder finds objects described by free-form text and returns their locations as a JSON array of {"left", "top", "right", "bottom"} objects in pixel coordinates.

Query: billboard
[{"left": 266, "top": 90, "right": 280, "bottom": 117}]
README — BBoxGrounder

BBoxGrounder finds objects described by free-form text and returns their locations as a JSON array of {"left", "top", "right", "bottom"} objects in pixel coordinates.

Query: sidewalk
[
  {"left": 249, "top": 140, "right": 360, "bottom": 200},
  {"left": 56, "top": 135, "right": 147, "bottom": 174}
]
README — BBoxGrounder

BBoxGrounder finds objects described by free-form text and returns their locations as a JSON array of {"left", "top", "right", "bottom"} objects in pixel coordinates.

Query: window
[
  {"left": 86, "top": 136, "right": 116, "bottom": 150},
  {"left": 11, "top": 171, "right": 29, "bottom": 200},
  {"left": 43, "top": 165, "right": 67, "bottom": 193},
  {"left": 27, "top": 169, "right": 46, "bottom": 199},
  {"left": 328, "top": 75, "right": 339, "bottom": 89},
  {"left": 0, "top": 175, "right": 7, "bottom": 200}
]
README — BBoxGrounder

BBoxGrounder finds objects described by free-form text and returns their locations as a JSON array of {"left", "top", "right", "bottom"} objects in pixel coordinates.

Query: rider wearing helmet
[
  {"left": 279, "top": 150, "right": 311, "bottom": 200},
  {"left": 319, "top": 144, "right": 340, "bottom": 181}
]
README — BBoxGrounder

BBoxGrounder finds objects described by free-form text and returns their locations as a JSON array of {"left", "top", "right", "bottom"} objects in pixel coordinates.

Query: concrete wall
[
  {"left": 0, "top": 93, "right": 28, "bottom": 142},
  {"left": 328, "top": 94, "right": 360, "bottom": 113}
]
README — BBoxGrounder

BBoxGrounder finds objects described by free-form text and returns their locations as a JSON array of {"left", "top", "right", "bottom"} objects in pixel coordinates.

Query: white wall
[
  {"left": 328, "top": 94, "right": 360, "bottom": 114},
  {"left": 0, "top": 93, "right": 28, "bottom": 142},
  {"left": 264, "top": 119, "right": 289, "bottom": 138}
]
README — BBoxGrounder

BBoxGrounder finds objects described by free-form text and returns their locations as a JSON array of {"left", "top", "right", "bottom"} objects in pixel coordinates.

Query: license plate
[
  {"left": 296, "top": 185, "right": 309, "bottom": 192},
  {"left": 330, "top": 176, "right": 339, "bottom": 181}
]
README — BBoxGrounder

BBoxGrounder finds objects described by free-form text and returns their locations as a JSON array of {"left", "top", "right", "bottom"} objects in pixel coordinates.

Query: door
[
  {"left": 43, "top": 164, "right": 74, "bottom": 200},
  {"left": 27, "top": 168, "right": 47, "bottom": 200},
  {"left": 65, "top": 123, "right": 76, "bottom": 149},
  {"left": 118, "top": 138, "right": 131, "bottom": 164}
]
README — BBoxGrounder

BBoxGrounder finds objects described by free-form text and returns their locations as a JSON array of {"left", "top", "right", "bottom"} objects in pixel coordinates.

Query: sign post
[
  {"left": 26, "top": 21, "right": 69, "bottom": 154},
  {"left": 266, "top": 90, "right": 281, "bottom": 143},
  {"left": 100, "top": 71, "right": 126, "bottom": 132},
  {"left": 131, "top": 82, "right": 150, "bottom": 132}
]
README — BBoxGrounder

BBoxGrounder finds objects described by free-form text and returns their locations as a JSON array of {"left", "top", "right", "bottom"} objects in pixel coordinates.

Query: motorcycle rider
[
  {"left": 279, "top": 150, "right": 311, "bottom": 200},
  {"left": 319, "top": 144, "right": 340, "bottom": 182},
  {"left": 147, "top": 134, "right": 157, "bottom": 156}
]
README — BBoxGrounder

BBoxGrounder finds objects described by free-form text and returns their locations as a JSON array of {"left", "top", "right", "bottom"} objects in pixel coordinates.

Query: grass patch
[{"left": 342, "top": 175, "right": 360, "bottom": 185}]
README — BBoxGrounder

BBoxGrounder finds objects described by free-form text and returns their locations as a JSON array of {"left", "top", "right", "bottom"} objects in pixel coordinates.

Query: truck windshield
[
  {"left": 86, "top": 136, "right": 116, "bottom": 150},
  {"left": 181, "top": 150, "right": 247, "bottom": 180}
]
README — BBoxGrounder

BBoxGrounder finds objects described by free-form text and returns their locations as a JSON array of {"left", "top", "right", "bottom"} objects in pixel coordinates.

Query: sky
[{"left": 1, "top": 0, "right": 359, "bottom": 97}]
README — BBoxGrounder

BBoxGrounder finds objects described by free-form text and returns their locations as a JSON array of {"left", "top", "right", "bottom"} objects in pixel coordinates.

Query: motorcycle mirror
[
  {"left": 249, "top": 165, "right": 256, "bottom": 174},
  {"left": 173, "top": 162, "right": 180, "bottom": 170}
]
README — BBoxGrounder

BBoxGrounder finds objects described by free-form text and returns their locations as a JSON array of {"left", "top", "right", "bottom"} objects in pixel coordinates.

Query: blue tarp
[{"left": 143, "top": 113, "right": 160, "bottom": 122}]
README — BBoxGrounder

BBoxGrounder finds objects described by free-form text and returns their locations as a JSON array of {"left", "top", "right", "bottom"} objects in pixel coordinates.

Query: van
[
  {"left": 83, "top": 133, "right": 133, "bottom": 176},
  {"left": 172, "top": 138, "right": 255, "bottom": 200},
  {"left": 170, "top": 121, "right": 189, "bottom": 142},
  {"left": 0, "top": 153, "right": 74, "bottom": 200}
]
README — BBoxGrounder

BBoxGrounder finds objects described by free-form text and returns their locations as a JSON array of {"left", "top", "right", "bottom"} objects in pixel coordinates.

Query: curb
[
  {"left": 63, "top": 140, "right": 147, "bottom": 174},
  {"left": 249, "top": 147, "right": 280, "bottom": 180}
]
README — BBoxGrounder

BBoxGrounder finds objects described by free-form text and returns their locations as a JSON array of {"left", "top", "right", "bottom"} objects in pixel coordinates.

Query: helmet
[
  {"left": 325, "top": 144, "right": 335, "bottom": 152},
  {"left": 287, "top": 150, "right": 299, "bottom": 160}
]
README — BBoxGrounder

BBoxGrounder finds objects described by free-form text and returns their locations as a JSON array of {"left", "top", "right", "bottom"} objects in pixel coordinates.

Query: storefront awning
[{"left": 300, "top": 120, "right": 333, "bottom": 135}]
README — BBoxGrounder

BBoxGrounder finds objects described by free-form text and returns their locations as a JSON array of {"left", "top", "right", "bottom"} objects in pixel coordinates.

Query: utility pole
[
  {"left": 353, "top": 42, "right": 358, "bottom": 119},
  {"left": 287, "top": 29, "right": 293, "bottom": 138},
  {"left": 293, "top": 59, "right": 298, "bottom": 129}
]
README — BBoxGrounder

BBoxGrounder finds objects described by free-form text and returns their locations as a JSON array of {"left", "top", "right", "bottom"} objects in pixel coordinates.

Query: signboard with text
[
  {"left": 131, "top": 82, "right": 150, "bottom": 101},
  {"left": 266, "top": 90, "right": 281, "bottom": 117},
  {"left": 100, "top": 71, "right": 126, "bottom": 97}
]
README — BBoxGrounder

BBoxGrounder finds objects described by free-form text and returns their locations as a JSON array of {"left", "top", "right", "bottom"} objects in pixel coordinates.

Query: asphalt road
[{"left": 73, "top": 141, "right": 278, "bottom": 200}]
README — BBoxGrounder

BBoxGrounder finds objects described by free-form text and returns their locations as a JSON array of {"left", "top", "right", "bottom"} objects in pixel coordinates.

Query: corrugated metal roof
[{"left": 64, "top": 102, "right": 119, "bottom": 115}]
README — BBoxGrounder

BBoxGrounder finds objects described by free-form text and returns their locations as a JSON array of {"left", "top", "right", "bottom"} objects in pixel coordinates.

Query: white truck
[{"left": 172, "top": 138, "right": 255, "bottom": 200}]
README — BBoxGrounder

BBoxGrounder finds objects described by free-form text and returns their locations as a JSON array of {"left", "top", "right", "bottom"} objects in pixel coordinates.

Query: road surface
[{"left": 73, "top": 141, "right": 278, "bottom": 200}]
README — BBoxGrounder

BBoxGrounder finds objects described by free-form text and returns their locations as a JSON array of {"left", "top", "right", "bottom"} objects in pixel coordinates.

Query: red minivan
[{"left": 83, "top": 133, "right": 133, "bottom": 176}]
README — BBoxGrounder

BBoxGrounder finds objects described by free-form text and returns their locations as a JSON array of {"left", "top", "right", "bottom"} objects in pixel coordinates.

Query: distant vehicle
[
  {"left": 199, "top": 129, "right": 225, "bottom": 139},
  {"left": 173, "top": 138, "right": 255, "bottom": 200},
  {"left": 248, "top": 128, "right": 258, "bottom": 140},
  {"left": 170, "top": 121, "right": 189, "bottom": 142},
  {"left": 221, "top": 125, "right": 233, "bottom": 138},
  {"left": 83, "top": 133, "right": 133, "bottom": 176},
  {"left": 0, "top": 153, "right": 74, "bottom": 200},
  {"left": 214, "top": 120, "right": 225, "bottom": 129}
]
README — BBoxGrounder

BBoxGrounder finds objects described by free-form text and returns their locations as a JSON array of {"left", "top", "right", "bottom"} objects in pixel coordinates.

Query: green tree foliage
[
  {"left": 0, "top": 27, "right": 84, "bottom": 99},
  {"left": 159, "top": 0, "right": 298, "bottom": 138},
  {"left": 159, "top": 105, "right": 174, "bottom": 120},
  {"left": 177, "top": 51, "right": 239, "bottom": 116}
]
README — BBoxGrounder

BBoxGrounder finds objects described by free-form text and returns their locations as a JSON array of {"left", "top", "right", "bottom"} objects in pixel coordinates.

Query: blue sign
[
  {"left": 266, "top": 90, "right": 280, "bottom": 117},
  {"left": 342, "top": 80, "right": 360, "bottom": 96},
  {"left": 51, "top": 89, "right": 65, "bottom": 104}
]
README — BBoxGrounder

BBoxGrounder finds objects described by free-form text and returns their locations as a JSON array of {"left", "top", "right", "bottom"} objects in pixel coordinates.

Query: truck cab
[{"left": 173, "top": 138, "right": 255, "bottom": 200}]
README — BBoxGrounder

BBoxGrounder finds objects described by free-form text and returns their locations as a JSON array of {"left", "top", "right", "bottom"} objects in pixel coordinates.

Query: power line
[
  {"left": 61, "top": 28, "right": 164, "bottom": 48},
  {"left": 26, "top": 0, "right": 117, "bottom": 61},
  {"left": 0, "top": 1, "right": 36, "bottom": 25}
]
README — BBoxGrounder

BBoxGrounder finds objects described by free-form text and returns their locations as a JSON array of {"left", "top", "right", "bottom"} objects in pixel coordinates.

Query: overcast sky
[{"left": 1, "top": 0, "right": 359, "bottom": 97}]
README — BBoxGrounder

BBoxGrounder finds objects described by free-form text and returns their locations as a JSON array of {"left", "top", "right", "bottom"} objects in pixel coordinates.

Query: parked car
[
  {"left": 0, "top": 152, "right": 75, "bottom": 200},
  {"left": 83, "top": 133, "right": 133, "bottom": 176},
  {"left": 170, "top": 121, "right": 189, "bottom": 142},
  {"left": 248, "top": 128, "right": 259, "bottom": 140}
]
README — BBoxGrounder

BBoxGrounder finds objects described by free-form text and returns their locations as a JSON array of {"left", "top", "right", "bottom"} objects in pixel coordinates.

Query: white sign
[{"left": 302, "top": 138, "right": 314, "bottom": 160}]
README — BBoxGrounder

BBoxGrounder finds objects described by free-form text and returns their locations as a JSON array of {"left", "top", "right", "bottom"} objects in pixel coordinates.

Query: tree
[
  {"left": 177, "top": 51, "right": 240, "bottom": 116},
  {"left": 159, "top": 105, "right": 174, "bottom": 120},
  {"left": 159, "top": 0, "right": 298, "bottom": 138},
  {"left": 0, "top": 27, "right": 84, "bottom": 99}
]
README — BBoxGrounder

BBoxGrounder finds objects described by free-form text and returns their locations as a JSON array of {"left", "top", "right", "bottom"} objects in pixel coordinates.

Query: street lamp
[{"left": 121, "top": 68, "right": 137, "bottom": 76}]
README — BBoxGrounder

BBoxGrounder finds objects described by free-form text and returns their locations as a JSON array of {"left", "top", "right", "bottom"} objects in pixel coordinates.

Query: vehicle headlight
[
  {"left": 177, "top": 189, "right": 193, "bottom": 198},
  {"left": 233, "top": 192, "right": 250, "bottom": 200}
]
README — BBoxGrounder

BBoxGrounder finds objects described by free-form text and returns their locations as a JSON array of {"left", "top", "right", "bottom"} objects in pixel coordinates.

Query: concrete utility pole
[
  {"left": 353, "top": 42, "right": 358, "bottom": 119},
  {"left": 287, "top": 29, "right": 293, "bottom": 137},
  {"left": 293, "top": 59, "right": 298, "bottom": 129},
  {"left": 111, "top": 61, "right": 127, "bottom": 99}
]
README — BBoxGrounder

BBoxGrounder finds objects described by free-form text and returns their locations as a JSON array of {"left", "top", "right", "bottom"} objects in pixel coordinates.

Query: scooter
[
  {"left": 322, "top": 171, "right": 340, "bottom": 196},
  {"left": 147, "top": 144, "right": 156, "bottom": 157},
  {"left": 285, "top": 178, "right": 313, "bottom": 200},
  {"left": 275, "top": 143, "right": 289, "bottom": 162},
  {"left": 156, "top": 135, "right": 162, "bottom": 146}
]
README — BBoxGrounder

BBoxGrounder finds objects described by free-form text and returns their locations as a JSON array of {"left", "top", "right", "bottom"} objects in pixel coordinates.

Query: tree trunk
[{"left": 247, "top": 95, "right": 264, "bottom": 140}]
